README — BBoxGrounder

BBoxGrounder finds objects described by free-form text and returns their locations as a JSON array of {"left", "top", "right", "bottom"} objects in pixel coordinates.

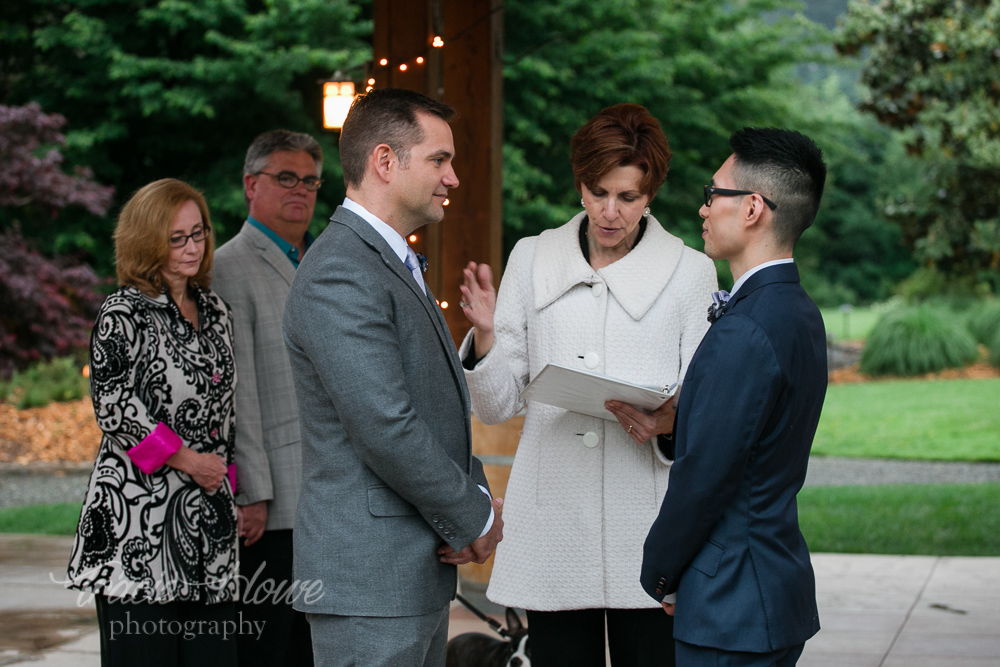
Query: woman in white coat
[{"left": 459, "top": 104, "right": 717, "bottom": 666}]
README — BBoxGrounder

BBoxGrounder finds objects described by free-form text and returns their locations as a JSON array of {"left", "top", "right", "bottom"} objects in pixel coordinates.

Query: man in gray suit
[
  {"left": 213, "top": 129, "right": 320, "bottom": 666},
  {"left": 283, "top": 88, "right": 504, "bottom": 667}
]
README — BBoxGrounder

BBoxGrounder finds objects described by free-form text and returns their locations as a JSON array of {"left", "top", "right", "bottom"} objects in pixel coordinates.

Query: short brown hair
[
  {"left": 339, "top": 88, "right": 456, "bottom": 188},
  {"left": 114, "top": 179, "right": 215, "bottom": 296},
  {"left": 570, "top": 104, "right": 672, "bottom": 199}
]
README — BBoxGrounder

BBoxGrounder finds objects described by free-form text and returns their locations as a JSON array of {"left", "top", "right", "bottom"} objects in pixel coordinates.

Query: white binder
[{"left": 519, "top": 363, "right": 677, "bottom": 421}]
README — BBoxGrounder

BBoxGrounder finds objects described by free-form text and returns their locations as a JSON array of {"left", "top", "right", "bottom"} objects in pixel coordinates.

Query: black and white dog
[{"left": 446, "top": 607, "right": 530, "bottom": 667}]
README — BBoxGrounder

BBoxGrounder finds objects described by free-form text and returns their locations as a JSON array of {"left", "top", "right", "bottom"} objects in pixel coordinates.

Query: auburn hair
[
  {"left": 114, "top": 179, "right": 215, "bottom": 296},
  {"left": 570, "top": 104, "right": 671, "bottom": 198}
]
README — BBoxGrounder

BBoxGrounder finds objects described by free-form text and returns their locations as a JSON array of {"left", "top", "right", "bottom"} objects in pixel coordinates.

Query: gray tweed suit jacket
[
  {"left": 283, "top": 206, "right": 492, "bottom": 617},
  {"left": 213, "top": 221, "right": 303, "bottom": 530}
]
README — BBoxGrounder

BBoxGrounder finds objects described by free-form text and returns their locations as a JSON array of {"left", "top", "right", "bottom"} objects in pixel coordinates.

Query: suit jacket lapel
[
  {"left": 242, "top": 222, "right": 297, "bottom": 286},
  {"left": 331, "top": 207, "right": 468, "bottom": 402}
]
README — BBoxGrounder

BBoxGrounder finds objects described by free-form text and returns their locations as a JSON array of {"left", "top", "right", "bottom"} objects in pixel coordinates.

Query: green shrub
[
  {"left": 989, "top": 329, "right": 1000, "bottom": 369},
  {"left": 0, "top": 356, "right": 89, "bottom": 409},
  {"left": 860, "top": 305, "right": 979, "bottom": 377},
  {"left": 967, "top": 301, "right": 1000, "bottom": 346}
]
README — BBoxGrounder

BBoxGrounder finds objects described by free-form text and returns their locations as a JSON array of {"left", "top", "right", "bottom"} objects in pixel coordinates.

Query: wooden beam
[{"left": 372, "top": 0, "right": 503, "bottom": 344}]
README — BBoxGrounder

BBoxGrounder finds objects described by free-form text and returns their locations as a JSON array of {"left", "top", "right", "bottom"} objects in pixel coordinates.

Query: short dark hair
[
  {"left": 729, "top": 127, "right": 826, "bottom": 247},
  {"left": 570, "top": 104, "right": 671, "bottom": 199},
  {"left": 339, "top": 88, "right": 456, "bottom": 188}
]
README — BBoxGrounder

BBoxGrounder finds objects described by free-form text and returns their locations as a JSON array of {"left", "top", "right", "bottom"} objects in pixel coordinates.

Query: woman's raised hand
[{"left": 459, "top": 262, "right": 497, "bottom": 359}]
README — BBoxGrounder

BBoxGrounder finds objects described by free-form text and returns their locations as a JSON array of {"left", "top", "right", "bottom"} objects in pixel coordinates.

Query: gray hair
[{"left": 244, "top": 129, "right": 323, "bottom": 177}]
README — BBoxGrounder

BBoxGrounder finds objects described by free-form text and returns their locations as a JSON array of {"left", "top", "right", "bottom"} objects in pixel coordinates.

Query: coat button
[
  {"left": 591, "top": 283, "right": 605, "bottom": 298},
  {"left": 583, "top": 352, "right": 600, "bottom": 369},
  {"left": 582, "top": 432, "right": 599, "bottom": 448}
]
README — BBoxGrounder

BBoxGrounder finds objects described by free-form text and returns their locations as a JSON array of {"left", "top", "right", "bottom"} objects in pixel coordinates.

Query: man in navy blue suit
[{"left": 639, "top": 128, "right": 828, "bottom": 666}]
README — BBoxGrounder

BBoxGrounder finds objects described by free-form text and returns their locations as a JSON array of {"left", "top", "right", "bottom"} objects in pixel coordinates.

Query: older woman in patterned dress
[{"left": 67, "top": 179, "right": 238, "bottom": 666}]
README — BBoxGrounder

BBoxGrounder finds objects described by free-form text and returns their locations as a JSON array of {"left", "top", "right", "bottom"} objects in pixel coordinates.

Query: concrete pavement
[{"left": 1, "top": 534, "right": 997, "bottom": 666}]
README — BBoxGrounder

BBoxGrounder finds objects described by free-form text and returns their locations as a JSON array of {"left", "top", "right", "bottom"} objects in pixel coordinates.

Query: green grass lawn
[
  {"left": 4, "top": 483, "right": 998, "bottom": 556},
  {"left": 0, "top": 502, "right": 80, "bottom": 535},
  {"left": 799, "top": 482, "right": 1000, "bottom": 556},
  {"left": 813, "top": 377, "right": 1000, "bottom": 461},
  {"left": 821, "top": 305, "right": 882, "bottom": 342}
]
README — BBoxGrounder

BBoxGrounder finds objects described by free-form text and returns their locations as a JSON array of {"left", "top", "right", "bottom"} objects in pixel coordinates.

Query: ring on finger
[{"left": 627, "top": 424, "right": 633, "bottom": 433}]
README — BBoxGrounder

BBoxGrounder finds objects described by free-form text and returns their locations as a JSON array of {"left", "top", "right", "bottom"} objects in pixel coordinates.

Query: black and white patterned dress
[{"left": 67, "top": 285, "right": 238, "bottom": 604}]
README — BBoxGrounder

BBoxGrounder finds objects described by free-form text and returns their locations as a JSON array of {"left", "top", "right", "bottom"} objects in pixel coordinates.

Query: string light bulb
[
  {"left": 408, "top": 234, "right": 418, "bottom": 243},
  {"left": 442, "top": 198, "right": 450, "bottom": 206},
  {"left": 399, "top": 63, "right": 407, "bottom": 71},
  {"left": 379, "top": 58, "right": 388, "bottom": 66},
  {"left": 432, "top": 36, "right": 444, "bottom": 47},
  {"left": 416, "top": 57, "right": 425, "bottom": 64},
  {"left": 440, "top": 301, "right": 449, "bottom": 309}
]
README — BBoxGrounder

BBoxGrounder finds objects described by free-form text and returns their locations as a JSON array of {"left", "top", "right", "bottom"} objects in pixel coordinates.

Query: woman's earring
[
  {"left": 644, "top": 206, "right": 651, "bottom": 217},
  {"left": 581, "top": 198, "right": 586, "bottom": 207}
]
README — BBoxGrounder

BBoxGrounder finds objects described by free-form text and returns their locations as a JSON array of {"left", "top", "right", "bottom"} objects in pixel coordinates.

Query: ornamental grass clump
[
  {"left": 989, "top": 330, "right": 1000, "bottom": 369},
  {"left": 860, "top": 305, "right": 979, "bottom": 377},
  {"left": 967, "top": 302, "right": 1000, "bottom": 346}
]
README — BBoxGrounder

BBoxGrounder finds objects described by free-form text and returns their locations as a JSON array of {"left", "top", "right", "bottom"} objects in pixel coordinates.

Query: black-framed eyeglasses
[
  {"left": 255, "top": 170, "right": 323, "bottom": 192},
  {"left": 704, "top": 185, "right": 777, "bottom": 211},
  {"left": 168, "top": 226, "right": 208, "bottom": 248}
]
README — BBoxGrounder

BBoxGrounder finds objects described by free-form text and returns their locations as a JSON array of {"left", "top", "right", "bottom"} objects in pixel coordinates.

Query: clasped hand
[
  {"left": 167, "top": 447, "right": 227, "bottom": 493},
  {"left": 437, "top": 496, "right": 504, "bottom": 565}
]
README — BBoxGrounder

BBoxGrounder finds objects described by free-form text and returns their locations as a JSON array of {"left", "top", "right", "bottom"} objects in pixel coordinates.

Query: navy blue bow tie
[{"left": 707, "top": 290, "right": 731, "bottom": 323}]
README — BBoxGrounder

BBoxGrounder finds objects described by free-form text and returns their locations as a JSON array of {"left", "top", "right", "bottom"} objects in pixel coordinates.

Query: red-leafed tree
[
  {"left": 0, "top": 102, "right": 112, "bottom": 378},
  {"left": 0, "top": 102, "right": 114, "bottom": 217}
]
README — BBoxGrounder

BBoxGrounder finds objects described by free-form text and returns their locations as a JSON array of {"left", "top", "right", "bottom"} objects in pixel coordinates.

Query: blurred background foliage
[{"left": 1, "top": 0, "right": 998, "bottom": 379}]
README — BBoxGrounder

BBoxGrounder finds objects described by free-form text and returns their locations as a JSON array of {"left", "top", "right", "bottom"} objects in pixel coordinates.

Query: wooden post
[{"left": 372, "top": 0, "right": 503, "bottom": 344}]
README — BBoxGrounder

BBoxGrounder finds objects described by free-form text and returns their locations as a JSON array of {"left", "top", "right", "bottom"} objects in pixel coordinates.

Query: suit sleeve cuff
[
  {"left": 477, "top": 484, "right": 494, "bottom": 538},
  {"left": 127, "top": 422, "right": 183, "bottom": 474},
  {"left": 653, "top": 433, "right": 675, "bottom": 464}
]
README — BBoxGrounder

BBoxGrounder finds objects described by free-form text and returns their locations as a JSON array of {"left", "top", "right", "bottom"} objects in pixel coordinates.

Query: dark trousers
[
  {"left": 95, "top": 595, "right": 236, "bottom": 667},
  {"left": 675, "top": 641, "right": 804, "bottom": 666},
  {"left": 526, "top": 607, "right": 676, "bottom": 667},
  {"left": 237, "top": 529, "right": 314, "bottom": 667}
]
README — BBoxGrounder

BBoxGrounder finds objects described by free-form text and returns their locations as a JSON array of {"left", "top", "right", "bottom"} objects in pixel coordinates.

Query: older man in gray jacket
[
  {"left": 213, "top": 129, "right": 322, "bottom": 667},
  {"left": 283, "top": 88, "right": 503, "bottom": 667}
]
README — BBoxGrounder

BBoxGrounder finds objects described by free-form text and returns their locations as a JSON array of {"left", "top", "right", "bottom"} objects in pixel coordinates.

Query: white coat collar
[{"left": 532, "top": 211, "right": 686, "bottom": 320}]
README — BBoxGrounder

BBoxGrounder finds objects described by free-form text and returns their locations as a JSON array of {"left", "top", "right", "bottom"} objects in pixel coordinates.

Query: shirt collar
[
  {"left": 246, "top": 216, "right": 313, "bottom": 267},
  {"left": 730, "top": 258, "right": 794, "bottom": 298},
  {"left": 342, "top": 197, "right": 409, "bottom": 264}
]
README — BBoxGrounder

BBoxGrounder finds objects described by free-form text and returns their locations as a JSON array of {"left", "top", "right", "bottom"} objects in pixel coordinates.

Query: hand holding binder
[{"left": 519, "top": 363, "right": 677, "bottom": 421}]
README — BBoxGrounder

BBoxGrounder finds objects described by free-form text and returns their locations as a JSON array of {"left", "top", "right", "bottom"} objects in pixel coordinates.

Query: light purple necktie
[{"left": 404, "top": 247, "right": 426, "bottom": 295}]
